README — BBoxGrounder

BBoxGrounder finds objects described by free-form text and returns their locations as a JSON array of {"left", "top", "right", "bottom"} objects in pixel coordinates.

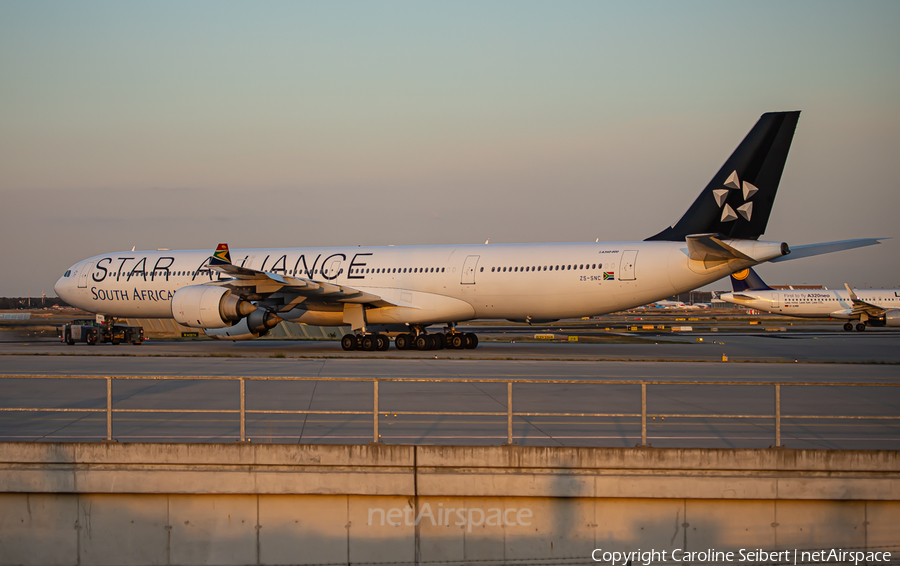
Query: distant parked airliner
[{"left": 720, "top": 267, "right": 897, "bottom": 331}]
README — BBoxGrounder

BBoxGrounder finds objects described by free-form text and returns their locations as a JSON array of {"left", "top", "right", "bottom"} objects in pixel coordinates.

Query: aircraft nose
[{"left": 54, "top": 268, "right": 74, "bottom": 302}]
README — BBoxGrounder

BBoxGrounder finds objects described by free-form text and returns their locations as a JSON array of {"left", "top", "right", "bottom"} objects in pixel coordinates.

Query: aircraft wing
[
  {"left": 843, "top": 283, "right": 886, "bottom": 317},
  {"left": 207, "top": 244, "right": 405, "bottom": 311},
  {"left": 728, "top": 293, "right": 758, "bottom": 301}
]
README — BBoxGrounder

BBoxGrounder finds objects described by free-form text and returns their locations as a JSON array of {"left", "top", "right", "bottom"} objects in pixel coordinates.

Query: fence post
[
  {"left": 373, "top": 380, "right": 380, "bottom": 443},
  {"left": 239, "top": 378, "right": 246, "bottom": 442},
  {"left": 506, "top": 382, "right": 514, "bottom": 445},
  {"left": 774, "top": 384, "right": 781, "bottom": 448},
  {"left": 640, "top": 382, "right": 647, "bottom": 446},
  {"left": 106, "top": 377, "right": 113, "bottom": 441}
]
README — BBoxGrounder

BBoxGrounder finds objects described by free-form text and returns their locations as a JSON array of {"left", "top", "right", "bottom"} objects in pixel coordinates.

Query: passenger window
[{"left": 480, "top": 267, "right": 484, "bottom": 272}]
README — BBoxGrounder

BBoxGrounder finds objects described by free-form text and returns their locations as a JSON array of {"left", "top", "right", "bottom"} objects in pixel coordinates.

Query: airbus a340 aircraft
[
  {"left": 719, "top": 267, "right": 899, "bottom": 331},
  {"left": 54, "top": 111, "right": 879, "bottom": 351}
]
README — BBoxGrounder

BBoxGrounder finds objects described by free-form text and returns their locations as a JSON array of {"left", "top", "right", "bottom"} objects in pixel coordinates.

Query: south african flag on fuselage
[{"left": 603, "top": 272, "right": 615, "bottom": 280}]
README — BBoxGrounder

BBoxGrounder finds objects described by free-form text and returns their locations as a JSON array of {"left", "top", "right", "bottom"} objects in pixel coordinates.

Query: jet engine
[
  {"left": 869, "top": 309, "right": 900, "bottom": 328},
  {"left": 171, "top": 285, "right": 256, "bottom": 328},
  {"left": 204, "top": 309, "right": 284, "bottom": 340},
  {"left": 888, "top": 310, "right": 900, "bottom": 326}
]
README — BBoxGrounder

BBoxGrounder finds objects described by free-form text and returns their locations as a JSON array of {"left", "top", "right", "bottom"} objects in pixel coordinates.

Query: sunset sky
[{"left": 2, "top": 1, "right": 899, "bottom": 296}]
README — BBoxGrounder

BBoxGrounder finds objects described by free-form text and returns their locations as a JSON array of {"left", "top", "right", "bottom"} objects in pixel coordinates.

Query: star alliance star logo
[{"left": 712, "top": 171, "right": 757, "bottom": 223}]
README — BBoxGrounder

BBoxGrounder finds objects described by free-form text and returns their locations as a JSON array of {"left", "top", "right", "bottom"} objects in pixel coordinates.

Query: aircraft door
[
  {"left": 326, "top": 258, "right": 342, "bottom": 278},
  {"left": 461, "top": 255, "right": 480, "bottom": 285},
  {"left": 619, "top": 250, "right": 638, "bottom": 281},
  {"left": 77, "top": 262, "right": 94, "bottom": 288}
]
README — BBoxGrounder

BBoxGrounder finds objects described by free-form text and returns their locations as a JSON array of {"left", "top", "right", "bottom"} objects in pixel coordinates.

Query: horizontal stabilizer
[
  {"left": 770, "top": 238, "right": 886, "bottom": 263},
  {"left": 686, "top": 234, "right": 752, "bottom": 262},
  {"left": 685, "top": 234, "right": 788, "bottom": 263}
]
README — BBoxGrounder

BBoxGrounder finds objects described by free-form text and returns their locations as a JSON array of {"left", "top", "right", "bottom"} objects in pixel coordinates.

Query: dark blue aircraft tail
[
  {"left": 730, "top": 267, "right": 772, "bottom": 292},
  {"left": 647, "top": 111, "right": 800, "bottom": 241}
]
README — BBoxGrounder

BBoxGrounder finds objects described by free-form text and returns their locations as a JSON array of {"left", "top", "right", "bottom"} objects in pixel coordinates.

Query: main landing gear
[
  {"left": 842, "top": 322, "right": 867, "bottom": 332},
  {"left": 394, "top": 331, "right": 478, "bottom": 351},
  {"left": 340, "top": 330, "right": 480, "bottom": 351},
  {"left": 341, "top": 333, "right": 391, "bottom": 352}
]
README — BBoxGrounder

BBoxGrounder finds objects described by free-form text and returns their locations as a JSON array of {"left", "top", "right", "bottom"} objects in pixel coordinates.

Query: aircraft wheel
[
  {"left": 341, "top": 334, "right": 358, "bottom": 351},
  {"left": 464, "top": 333, "right": 478, "bottom": 349},
  {"left": 361, "top": 335, "right": 378, "bottom": 351},
  {"left": 843, "top": 322, "right": 854, "bottom": 332},
  {"left": 432, "top": 333, "right": 446, "bottom": 349},
  {"left": 856, "top": 323, "right": 867, "bottom": 332},
  {"left": 394, "top": 333, "right": 410, "bottom": 350},
  {"left": 376, "top": 334, "right": 390, "bottom": 351},
  {"left": 449, "top": 334, "right": 465, "bottom": 349},
  {"left": 415, "top": 334, "right": 430, "bottom": 350}
]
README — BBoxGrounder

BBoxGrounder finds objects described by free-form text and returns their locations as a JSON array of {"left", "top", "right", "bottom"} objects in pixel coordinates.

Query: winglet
[
  {"left": 844, "top": 283, "right": 860, "bottom": 303},
  {"left": 211, "top": 243, "right": 232, "bottom": 266}
]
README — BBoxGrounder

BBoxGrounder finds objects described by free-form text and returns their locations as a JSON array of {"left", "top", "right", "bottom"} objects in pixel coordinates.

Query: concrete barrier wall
[{"left": 1, "top": 443, "right": 898, "bottom": 566}]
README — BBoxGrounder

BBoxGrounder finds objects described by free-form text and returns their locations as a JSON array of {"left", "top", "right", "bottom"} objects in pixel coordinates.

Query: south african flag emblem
[{"left": 603, "top": 272, "right": 615, "bottom": 280}]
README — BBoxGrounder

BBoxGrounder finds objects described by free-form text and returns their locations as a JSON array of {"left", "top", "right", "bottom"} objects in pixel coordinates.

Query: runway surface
[
  {"left": 3, "top": 329, "right": 900, "bottom": 362},
  {"left": 2, "top": 333, "right": 899, "bottom": 450}
]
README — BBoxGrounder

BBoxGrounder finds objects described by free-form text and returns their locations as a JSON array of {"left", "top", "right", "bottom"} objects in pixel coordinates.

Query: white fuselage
[
  {"left": 720, "top": 289, "right": 900, "bottom": 319},
  {"left": 55, "top": 241, "right": 784, "bottom": 327}
]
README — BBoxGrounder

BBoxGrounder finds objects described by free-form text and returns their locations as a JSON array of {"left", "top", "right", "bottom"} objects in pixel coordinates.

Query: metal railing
[{"left": 1, "top": 374, "right": 899, "bottom": 446}]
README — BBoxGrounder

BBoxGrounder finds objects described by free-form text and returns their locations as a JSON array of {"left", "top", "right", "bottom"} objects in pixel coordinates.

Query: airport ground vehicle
[{"left": 59, "top": 317, "right": 144, "bottom": 345}]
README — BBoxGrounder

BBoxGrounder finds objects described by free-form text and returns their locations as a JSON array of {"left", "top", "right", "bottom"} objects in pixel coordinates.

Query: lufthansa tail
[
  {"left": 730, "top": 267, "right": 773, "bottom": 292},
  {"left": 647, "top": 111, "right": 801, "bottom": 242}
]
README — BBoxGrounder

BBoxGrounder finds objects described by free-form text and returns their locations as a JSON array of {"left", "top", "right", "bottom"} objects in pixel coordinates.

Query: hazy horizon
[{"left": 2, "top": 1, "right": 899, "bottom": 296}]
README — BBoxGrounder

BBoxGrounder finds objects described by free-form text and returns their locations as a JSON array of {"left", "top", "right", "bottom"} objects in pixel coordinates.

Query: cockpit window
[{"left": 65, "top": 270, "right": 71, "bottom": 277}]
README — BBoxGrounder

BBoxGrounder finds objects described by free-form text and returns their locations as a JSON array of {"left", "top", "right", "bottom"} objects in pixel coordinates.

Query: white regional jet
[
  {"left": 54, "top": 111, "right": 879, "bottom": 351},
  {"left": 719, "top": 267, "right": 898, "bottom": 332}
]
